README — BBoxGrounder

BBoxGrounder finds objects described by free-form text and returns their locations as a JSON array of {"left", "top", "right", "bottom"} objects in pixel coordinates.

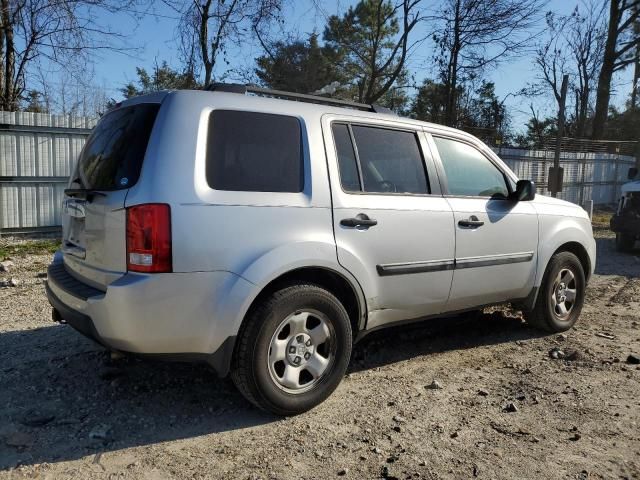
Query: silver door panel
[
  {"left": 445, "top": 197, "right": 539, "bottom": 311},
  {"left": 323, "top": 115, "right": 456, "bottom": 328}
]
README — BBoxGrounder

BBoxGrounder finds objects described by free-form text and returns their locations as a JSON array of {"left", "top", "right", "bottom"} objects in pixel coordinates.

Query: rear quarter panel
[{"left": 124, "top": 91, "right": 363, "bottom": 341}]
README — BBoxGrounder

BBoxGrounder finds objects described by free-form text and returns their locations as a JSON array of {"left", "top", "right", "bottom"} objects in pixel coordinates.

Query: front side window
[
  {"left": 433, "top": 137, "right": 509, "bottom": 197},
  {"left": 206, "top": 110, "right": 303, "bottom": 192},
  {"left": 332, "top": 123, "right": 429, "bottom": 195}
]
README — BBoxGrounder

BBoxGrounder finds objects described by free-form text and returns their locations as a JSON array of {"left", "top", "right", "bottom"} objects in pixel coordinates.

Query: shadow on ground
[
  {"left": 0, "top": 306, "right": 544, "bottom": 470},
  {"left": 594, "top": 237, "right": 640, "bottom": 277}
]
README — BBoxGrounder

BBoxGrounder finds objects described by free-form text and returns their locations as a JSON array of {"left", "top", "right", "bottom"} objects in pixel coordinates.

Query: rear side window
[
  {"left": 206, "top": 110, "right": 303, "bottom": 192},
  {"left": 77, "top": 104, "right": 159, "bottom": 190},
  {"left": 332, "top": 123, "right": 429, "bottom": 194}
]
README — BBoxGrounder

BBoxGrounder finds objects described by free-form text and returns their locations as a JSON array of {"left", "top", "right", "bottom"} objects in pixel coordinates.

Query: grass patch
[
  {"left": 0, "top": 239, "right": 60, "bottom": 260},
  {"left": 591, "top": 207, "right": 614, "bottom": 230}
]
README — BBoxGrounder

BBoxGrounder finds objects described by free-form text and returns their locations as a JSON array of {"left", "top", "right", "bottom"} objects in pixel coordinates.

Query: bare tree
[
  {"left": 535, "top": 13, "right": 571, "bottom": 111},
  {"left": 0, "top": 0, "right": 144, "bottom": 111},
  {"left": 165, "top": 0, "right": 283, "bottom": 87},
  {"left": 567, "top": 1, "right": 607, "bottom": 137},
  {"left": 535, "top": 1, "right": 606, "bottom": 138},
  {"left": 432, "top": 0, "right": 547, "bottom": 127},
  {"left": 591, "top": 0, "right": 640, "bottom": 139}
]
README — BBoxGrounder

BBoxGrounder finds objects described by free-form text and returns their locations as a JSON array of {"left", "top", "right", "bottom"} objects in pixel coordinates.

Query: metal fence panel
[
  {"left": 0, "top": 111, "right": 95, "bottom": 233},
  {"left": 495, "top": 147, "right": 636, "bottom": 206}
]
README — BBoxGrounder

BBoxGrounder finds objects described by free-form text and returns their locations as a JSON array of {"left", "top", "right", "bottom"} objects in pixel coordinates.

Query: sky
[{"left": 49, "top": 0, "right": 635, "bottom": 133}]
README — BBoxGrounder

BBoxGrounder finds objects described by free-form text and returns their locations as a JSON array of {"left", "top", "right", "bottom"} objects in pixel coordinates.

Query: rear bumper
[
  {"left": 610, "top": 215, "right": 640, "bottom": 236},
  {"left": 45, "top": 255, "right": 254, "bottom": 376},
  {"left": 46, "top": 282, "right": 108, "bottom": 348}
]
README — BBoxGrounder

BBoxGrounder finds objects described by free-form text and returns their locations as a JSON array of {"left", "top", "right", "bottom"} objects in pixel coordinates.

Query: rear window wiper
[{"left": 64, "top": 188, "right": 107, "bottom": 202}]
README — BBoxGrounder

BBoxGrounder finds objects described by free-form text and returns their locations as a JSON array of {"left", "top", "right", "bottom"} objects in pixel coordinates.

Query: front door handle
[
  {"left": 340, "top": 213, "right": 378, "bottom": 228},
  {"left": 458, "top": 215, "right": 484, "bottom": 228}
]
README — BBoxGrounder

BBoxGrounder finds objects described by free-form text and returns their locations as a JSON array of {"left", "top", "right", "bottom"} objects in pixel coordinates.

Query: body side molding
[
  {"left": 377, "top": 251, "right": 534, "bottom": 276},
  {"left": 376, "top": 259, "right": 455, "bottom": 276}
]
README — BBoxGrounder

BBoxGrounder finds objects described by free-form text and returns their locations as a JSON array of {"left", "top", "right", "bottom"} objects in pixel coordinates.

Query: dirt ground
[{"left": 0, "top": 229, "right": 639, "bottom": 480}]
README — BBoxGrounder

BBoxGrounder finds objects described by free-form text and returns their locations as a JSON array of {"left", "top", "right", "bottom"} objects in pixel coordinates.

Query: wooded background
[{"left": 0, "top": 0, "right": 638, "bottom": 147}]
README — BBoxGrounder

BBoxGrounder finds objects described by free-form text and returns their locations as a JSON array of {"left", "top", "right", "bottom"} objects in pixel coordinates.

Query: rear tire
[
  {"left": 524, "top": 251, "right": 586, "bottom": 333},
  {"left": 615, "top": 232, "right": 635, "bottom": 252},
  {"left": 231, "top": 283, "right": 352, "bottom": 415}
]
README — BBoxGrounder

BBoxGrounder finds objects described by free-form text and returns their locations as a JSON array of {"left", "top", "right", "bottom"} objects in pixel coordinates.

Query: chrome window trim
[{"left": 328, "top": 120, "right": 440, "bottom": 197}]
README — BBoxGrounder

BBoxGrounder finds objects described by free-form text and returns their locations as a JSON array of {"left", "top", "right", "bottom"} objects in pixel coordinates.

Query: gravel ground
[{"left": 1, "top": 230, "right": 639, "bottom": 479}]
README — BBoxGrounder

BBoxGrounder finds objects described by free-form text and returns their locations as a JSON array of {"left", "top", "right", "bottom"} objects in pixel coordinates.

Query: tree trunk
[
  {"left": 444, "top": 0, "right": 461, "bottom": 127},
  {"left": 632, "top": 2, "right": 639, "bottom": 109},
  {"left": 4, "top": 19, "right": 14, "bottom": 110},
  {"left": 633, "top": 52, "right": 639, "bottom": 109},
  {"left": 575, "top": 57, "right": 590, "bottom": 138},
  {"left": 1, "top": 0, "right": 17, "bottom": 111},
  {"left": 0, "top": 0, "right": 8, "bottom": 110},
  {"left": 592, "top": 0, "right": 620, "bottom": 140},
  {"left": 0, "top": 17, "right": 4, "bottom": 107},
  {"left": 199, "top": 0, "right": 213, "bottom": 87},
  {"left": 632, "top": 21, "right": 639, "bottom": 109}
]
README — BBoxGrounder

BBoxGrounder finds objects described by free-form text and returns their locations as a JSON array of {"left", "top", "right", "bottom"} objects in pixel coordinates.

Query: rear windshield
[{"left": 76, "top": 103, "right": 160, "bottom": 190}]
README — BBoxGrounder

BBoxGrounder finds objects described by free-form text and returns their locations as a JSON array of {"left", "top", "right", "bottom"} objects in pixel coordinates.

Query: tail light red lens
[{"left": 126, "top": 204, "right": 172, "bottom": 273}]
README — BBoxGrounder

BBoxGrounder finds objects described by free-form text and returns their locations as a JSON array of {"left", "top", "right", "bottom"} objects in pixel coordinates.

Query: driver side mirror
[
  {"left": 511, "top": 180, "right": 536, "bottom": 202},
  {"left": 629, "top": 167, "right": 638, "bottom": 180}
]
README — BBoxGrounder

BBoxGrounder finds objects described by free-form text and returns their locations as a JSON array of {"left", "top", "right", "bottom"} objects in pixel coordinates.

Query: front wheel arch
[
  {"left": 524, "top": 250, "right": 586, "bottom": 332},
  {"left": 551, "top": 242, "right": 591, "bottom": 282},
  {"left": 519, "top": 241, "right": 591, "bottom": 312}
]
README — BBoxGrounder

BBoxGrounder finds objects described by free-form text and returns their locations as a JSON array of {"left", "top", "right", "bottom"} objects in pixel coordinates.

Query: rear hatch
[{"left": 62, "top": 102, "right": 160, "bottom": 290}]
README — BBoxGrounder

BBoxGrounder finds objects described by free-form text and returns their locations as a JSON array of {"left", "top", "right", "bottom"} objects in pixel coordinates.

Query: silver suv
[{"left": 46, "top": 85, "right": 596, "bottom": 415}]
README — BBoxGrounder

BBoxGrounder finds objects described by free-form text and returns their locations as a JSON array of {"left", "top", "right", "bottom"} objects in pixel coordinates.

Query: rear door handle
[
  {"left": 458, "top": 215, "right": 484, "bottom": 228},
  {"left": 340, "top": 214, "right": 378, "bottom": 228}
]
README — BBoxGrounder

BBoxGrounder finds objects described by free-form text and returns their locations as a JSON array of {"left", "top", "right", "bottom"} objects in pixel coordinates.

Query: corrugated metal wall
[
  {"left": 496, "top": 148, "right": 636, "bottom": 206},
  {"left": 0, "top": 111, "right": 96, "bottom": 233}
]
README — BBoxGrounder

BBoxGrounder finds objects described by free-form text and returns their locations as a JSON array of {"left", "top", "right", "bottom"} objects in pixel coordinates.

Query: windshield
[{"left": 76, "top": 103, "right": 160, "bottom": 190}]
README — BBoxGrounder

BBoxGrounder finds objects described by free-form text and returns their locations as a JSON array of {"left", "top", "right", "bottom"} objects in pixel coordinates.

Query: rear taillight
[{"left": 126, "top": 204, "right": 172, "bottom": 273}]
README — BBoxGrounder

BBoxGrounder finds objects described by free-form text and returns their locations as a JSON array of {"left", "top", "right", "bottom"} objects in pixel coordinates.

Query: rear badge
[
  {"left": 120, "top": 177, "right": 129, "bottom": 186},
  {"left": 63, "top": 198, "right": 86, "bottom": 218}
]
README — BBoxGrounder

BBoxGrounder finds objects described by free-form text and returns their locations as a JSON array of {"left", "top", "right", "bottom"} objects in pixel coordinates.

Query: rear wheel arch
[
  {"left": 231, "top": 281, "right": 353, "bottom": 414},
  {"left": 239, "top": 267, "right": 366, "bottom": 337}
]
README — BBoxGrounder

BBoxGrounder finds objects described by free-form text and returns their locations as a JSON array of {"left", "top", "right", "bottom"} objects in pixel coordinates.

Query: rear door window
[
  {"left": 332, "top": 123, "right": 429, "bottom": 195},
  {"left": 77, "top": 104, "right": 160, "bottom": 190},
  {"left": 332, "top": 123, "right": 361, "bottom": 192},
  {"left": 206, "top": 110, "right": 303, "bottom": 192}
]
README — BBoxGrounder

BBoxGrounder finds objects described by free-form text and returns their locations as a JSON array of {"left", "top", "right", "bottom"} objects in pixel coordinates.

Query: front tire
[
  {"left": 231, "top": 283, "right": 352, "bottom": 415},
  {"left": 524, "top": 251, "right": 586, "bottom": 332},
  {"left": 615, "top": 232, "right": 635, "bottom": 252}
]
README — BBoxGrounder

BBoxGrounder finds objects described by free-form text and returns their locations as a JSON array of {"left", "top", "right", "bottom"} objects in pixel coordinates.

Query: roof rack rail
[{"left": 205, "top": 83, "right": 394, "bottom": 115}]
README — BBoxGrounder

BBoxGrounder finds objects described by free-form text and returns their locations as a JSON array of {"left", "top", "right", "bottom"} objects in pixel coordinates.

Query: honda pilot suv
[{"left": 46, "top": 84, "right": 596, "bottom": 415}]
